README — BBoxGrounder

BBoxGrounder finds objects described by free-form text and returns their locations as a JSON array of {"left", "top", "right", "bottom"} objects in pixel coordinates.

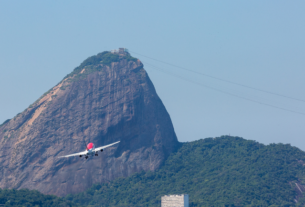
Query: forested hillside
[
  {"left": 0, "top": 188, "right": 80, "bottom": 207},
  {"left": 66, "top": 136, "right": 305, "bottom": 207}
]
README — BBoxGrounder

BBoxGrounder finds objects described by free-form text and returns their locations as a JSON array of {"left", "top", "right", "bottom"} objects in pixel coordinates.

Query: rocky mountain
[{"left": 0, "top": 49, "right": 179, "bottom": 196}]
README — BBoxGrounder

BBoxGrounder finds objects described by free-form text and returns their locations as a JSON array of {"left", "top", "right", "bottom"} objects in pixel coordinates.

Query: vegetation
[
  {"left": 1, "top": 136, "right": 304, "bottom": 206},
  {"left": 64, "top": 51, "right": 138, "bottom": 80},
  {"left": 125, "top": 53, "right": 138, "bottom": 62},
  {"left": 66, "top": 136, "right": 305, "bottom": 207},
  {"left": 0, "top": 188, "right": 81, "bottom": 207}
]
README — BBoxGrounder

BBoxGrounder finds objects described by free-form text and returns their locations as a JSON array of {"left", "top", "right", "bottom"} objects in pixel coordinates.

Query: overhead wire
[
  {"left": 143, "top": 62, "right": 305, "bottom": 116},
  {"left": 130, "top": 50, "right": 305, "bottom": 103}
]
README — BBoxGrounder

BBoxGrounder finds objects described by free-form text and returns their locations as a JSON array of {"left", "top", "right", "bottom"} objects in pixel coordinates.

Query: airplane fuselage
[
  {"left": 79, "top": 143, "right": 103, "bottom": 159},
  {"left": 86, "top": 148, "right": 95, "bottom": 155}
]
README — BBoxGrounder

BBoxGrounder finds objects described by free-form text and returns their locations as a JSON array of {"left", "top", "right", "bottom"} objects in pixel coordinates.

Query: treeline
[
  {"left": 3, "top": 136, "right": 305, "bottom": 206},
  {"left": 66, "top": 136, "right": 305, "bottom": 207},
  {"left": 0, "top": 188, "right": 81, "bottom": 207}
]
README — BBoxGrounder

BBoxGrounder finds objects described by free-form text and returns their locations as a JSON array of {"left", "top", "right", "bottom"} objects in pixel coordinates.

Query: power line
[
  {"left": 144, "top": 62, "right": 305, "bottom": 116},
  {"left": 130, "top": 50, "right": 305, "bottom": 103}
]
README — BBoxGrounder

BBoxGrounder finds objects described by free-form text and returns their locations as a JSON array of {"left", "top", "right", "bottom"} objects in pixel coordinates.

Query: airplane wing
[
  {"left": 58, "top": 150, "right": 88, "bottom": 158},
  {"left": 94, "top": 141, "right": 120, "bottom": 152}
]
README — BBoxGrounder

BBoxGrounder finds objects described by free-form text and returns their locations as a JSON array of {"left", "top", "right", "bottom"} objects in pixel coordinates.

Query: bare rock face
[{"left": 0, "top": 51, "right": 179, "bottom": 196}]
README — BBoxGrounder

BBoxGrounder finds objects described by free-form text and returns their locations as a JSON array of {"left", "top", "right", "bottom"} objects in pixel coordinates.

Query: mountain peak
[
  {"left": 0, "top": 50, "right": 179, "bottom": 196},
  {"left": 65, "top": 49, "right": 138, "bottom": 79}
]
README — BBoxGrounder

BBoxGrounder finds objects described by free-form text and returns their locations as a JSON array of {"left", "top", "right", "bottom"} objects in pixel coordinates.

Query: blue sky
[{"left": 1, "top": 1, "right": 305, "bottom": 149}]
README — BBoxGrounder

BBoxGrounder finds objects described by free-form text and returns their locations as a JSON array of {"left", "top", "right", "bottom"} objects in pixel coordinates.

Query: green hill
[
  {"left": 0, "top": 188, "right": 81, "bottom": 207},
  {"left": 66, "top": 136, "right": 305, "bottom": 207}
]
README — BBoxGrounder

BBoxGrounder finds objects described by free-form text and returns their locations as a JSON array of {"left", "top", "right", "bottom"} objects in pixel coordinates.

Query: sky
[{"left": 0, "top": 1, "right": 305, "bottom": 149}]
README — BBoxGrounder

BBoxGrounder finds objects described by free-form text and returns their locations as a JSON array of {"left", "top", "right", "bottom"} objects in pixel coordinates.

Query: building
[
  {"left": 111, "top": 48, "right": 128, "bottom": 54},
  {"left": 161, "top": 194, "right": 189, "bottom": 207},
  {"left": 118, "top": 48, "right": 125, "bottom": 53}
]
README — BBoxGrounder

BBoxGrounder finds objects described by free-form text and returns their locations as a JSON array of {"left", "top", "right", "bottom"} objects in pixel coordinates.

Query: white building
[{"left": 161, "top": 194, "right": 189, "bottom": 207}]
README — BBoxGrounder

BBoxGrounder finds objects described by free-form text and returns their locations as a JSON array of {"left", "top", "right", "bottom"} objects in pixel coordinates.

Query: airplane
[{"left": 59, "top": 141, "right": 120, "bottom": 159}]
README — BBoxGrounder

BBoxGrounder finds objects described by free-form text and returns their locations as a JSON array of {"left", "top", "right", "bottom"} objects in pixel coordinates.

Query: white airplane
[{"left": 59, "top": 141, "right": 120, "bottom": 159}]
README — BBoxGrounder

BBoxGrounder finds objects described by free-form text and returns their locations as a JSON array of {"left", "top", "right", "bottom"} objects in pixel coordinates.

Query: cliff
[{"left": 0, "top": 50, "right": 179, "bottom": 196}]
